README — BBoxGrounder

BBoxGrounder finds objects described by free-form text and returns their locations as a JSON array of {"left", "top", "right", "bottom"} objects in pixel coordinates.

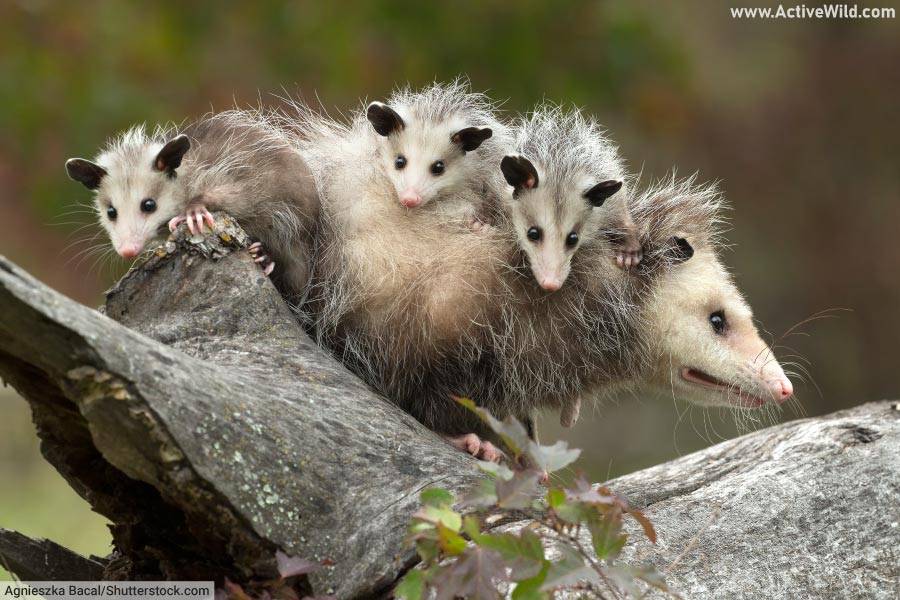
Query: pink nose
[
  {"left": 118, "top": 243, "right": 143, "bottom": 259},
  {"left": 773, "top": 378, "right": 794, "bottom": 404},
  {"left": 399, "top": 190, "right": 422, "bottom": 208},
  {"left": 539, "top": 277, "right": 562, "bottom": 292}
]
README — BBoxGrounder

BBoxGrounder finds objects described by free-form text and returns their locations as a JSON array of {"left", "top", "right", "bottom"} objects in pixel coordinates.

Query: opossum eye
[
  {"left": 709, "top": 310, "right": 727, "bottom": 335},
  {"left": 526, "top": 227, "right": 542, "bottom": 242},
  {"left": 565, "top": 231, "right": 579, "bottom": 248},
  {"left": 430, "top": 160, "right": 445, "bottom": 176},
  {"left": 395, "top": 155, "right": 407, "bottom": 170},
  {"left": 140, "top": 198, "right": 157, "bottom": 213},
  {"left": 106, "top": 206, "right": 118, "bottom": 221}
]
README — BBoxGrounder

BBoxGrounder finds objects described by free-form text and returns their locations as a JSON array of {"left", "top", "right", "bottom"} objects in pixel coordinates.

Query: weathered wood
[
  {"left": 0, "top": 528, "right": 106, "bottom": 581},
  {"left": 500, "top": 400, "right": 900, "bottom": 599},
  {"left": 0, "top": 216, "right": 896, "bottom": 599},
  {"left": 0, "top": 216, "right": 481, "bottom": 598}
]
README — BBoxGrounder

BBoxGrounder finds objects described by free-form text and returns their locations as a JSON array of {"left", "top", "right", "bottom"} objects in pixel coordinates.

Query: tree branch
[{"left": 0, "top": 216, "right": 895, "bottom": 598}]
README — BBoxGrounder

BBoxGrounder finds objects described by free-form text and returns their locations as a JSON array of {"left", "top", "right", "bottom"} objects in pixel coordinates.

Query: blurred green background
[{"left": 0, "top": 1, "right": 897, "bottom": 571}]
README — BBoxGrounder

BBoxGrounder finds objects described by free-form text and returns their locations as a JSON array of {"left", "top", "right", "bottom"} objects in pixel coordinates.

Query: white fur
[{"left": 503, "top": 105, "right": 631, "bottom": 290}]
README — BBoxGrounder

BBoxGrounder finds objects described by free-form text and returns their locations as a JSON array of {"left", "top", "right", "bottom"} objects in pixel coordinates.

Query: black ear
[
  {"left": 366, "top": 101, "right": 405, "bottom": 136},
  {"left": 65, "top": 158, "right": 107, "bottom": 190},
  {"left": 500, "top": 155, "right": 539, "bottom": 193},
  {"left": 584, "top": 179, "right": 623, "bottom": 208},
  {"left": 153, "top": 134, "right": 191, "bottom": 173},
  {"left": 669, "top": 236, "right": 694, "bottom": 264},
  {"left": 451, "top": 127, "right": 492, "bottom": 152}
]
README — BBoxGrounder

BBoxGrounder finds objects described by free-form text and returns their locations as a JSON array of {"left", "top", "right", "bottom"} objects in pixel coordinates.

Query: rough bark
[{"left": 0, "top": 216, "right": 896, "bottom": 599}]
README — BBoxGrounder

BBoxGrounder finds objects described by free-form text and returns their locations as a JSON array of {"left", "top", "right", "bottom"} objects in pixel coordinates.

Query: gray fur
[{"left": 78, "top": 110, "right": 320, "bottom": 302}]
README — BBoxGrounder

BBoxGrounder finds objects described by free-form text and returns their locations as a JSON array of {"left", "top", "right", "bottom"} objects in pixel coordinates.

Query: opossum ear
[
  {"left": 451, "top": 127, "right": 493, "bottom": 152},
  {"left": 153, "top": 134, "right": 191, "bottom": 173},
  {"left": 65, "top": 158, "right": 107, "bottom": 190},
  {"left": 501, "top": 155, "right": 539, "bottom": 193},
  {"left": 366, "top": 102, "right": 405, "bottom": 136},
  {"left": 668, "top": 236, "right": 695, "bottom": 264},
  {"left": 584, "top": 179, "right": 623, "bottom": 208}
]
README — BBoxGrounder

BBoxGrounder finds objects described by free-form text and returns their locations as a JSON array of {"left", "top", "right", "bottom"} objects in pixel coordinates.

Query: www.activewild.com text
[{"left": 731, "top": 4, "right": 895, "bottom": 19}]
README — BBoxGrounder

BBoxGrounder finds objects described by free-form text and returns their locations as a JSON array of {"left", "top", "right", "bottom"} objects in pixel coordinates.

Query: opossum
[
  {"left": 487, "top": 176, "right": 794, "bottom": 443},
  {"left": 350, "top": 175, "right": 794, "bottom": 460},
  {"left": 286, "top": 82, "right": 515, "bottom": 458},
  {"left": 499, "top": 105, "right": 642, "bottom": 292},
  {"left": 65, "top": 110, "right": 319, "bottom": 301}
]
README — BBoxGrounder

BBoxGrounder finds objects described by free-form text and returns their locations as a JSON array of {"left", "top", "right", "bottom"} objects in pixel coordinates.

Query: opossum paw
[
  {"left": 248, "top": 242, "right": 275, "bottom": 277},
  {"left": 615, "top": 243, "right": 643, "bottom": 270},
  {"left": 167, "top": 214, "right": 186, "bottom": 232},
  {"left": 170, "top": 205, "right": 216, "bottom": 235},
  {"left": 444, "top": 433, "right": 503, "bottom": 463}
]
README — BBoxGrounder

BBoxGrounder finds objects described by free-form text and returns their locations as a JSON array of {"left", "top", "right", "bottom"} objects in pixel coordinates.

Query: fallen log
[{"left": 0, "top": 216, "right": 895, "bottom": 599}]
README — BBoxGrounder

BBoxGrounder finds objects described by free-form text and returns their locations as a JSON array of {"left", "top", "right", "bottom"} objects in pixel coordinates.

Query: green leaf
[
  {"left": 462, "top": 515, "right": 483, "bottom": 541},
  {"left": 554, "top": 499, "right": 595, "bottom": 525},
  {"left": 414, "top": 504, "right": 462, "bottom": 532},
  {"left": 476, "top": 530, "right": 546, "bottom": 580},
  {"left": 511, "top": 563, "right": 549, "bottom": 600},
  {"left": 588, "top": 507, "right": 627, "bottom": 561},
  {"left": 395, "top": 569, "right": 427, "bottom": 600},
  {"left": 437, "top": 522, "right": 468, "bottom": 556},
  {"left": 421, "top": 487, "right": 454, "bottom": 508},
  {"left": 540, "top": 544, "right": 598, "bottom": 591},
  {"left": 525, "top": 439, "right": 581, "bottom": 473},
  {"left": 547, "top": 488, "right": 566, "bottom": 509}
]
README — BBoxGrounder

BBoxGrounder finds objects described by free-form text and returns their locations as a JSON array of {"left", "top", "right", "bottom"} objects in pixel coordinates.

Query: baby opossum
[
  {"left": 287, "top": 82, "right": 515, "bottom": 458},
  {"left": 288, "top": 81, "right": 512, "bottom": 345},
  {"left": 499, "top": 105, "right": 641, "bottom": 292},
  {"left": 65, "top": 110, "right": 319, "bottom": 301}
]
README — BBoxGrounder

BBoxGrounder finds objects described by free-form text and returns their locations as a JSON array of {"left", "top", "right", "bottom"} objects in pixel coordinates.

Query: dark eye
[
  {"left": 565, "top": 231, "right": 579, "bottom": 248},
  {"left": 106, "top": 206, "right": 117, "bottom": 221},
  {"left": 395, "top": 155, "right": 407, "bottom": 170},
  {"left": 140, "top": 198, "right": 157, "bottom": 213},
  {"left": 430, "top": 160, "right": 445, "bottom": 175},
  {"left": 526, "top": 227, "right": 542, "bottom": 242},
  {"left": 709, "top": 310, "right": 727, "bottom": 335}
]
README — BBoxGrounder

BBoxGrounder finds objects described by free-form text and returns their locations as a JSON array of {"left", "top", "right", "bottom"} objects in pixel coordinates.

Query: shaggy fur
[
  {"left": 501, "top": 105, "right": 637, "bottom": 290},
  {"left": 70, "top": 110, "right": 320, "bottom": 302}
]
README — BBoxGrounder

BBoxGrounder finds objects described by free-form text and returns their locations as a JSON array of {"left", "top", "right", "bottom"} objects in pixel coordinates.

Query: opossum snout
[
  {"left": 768, "top": 376, "right": 794, "bottom": 404},
  {"left": 538, "top": 276, "right": 562, "bottom": 292},
  {"left": 399, "top": 189, "right": 422, "bottom": 208},
  {"left": 117, "top": 241, "right": 143, "bottom": 259}
]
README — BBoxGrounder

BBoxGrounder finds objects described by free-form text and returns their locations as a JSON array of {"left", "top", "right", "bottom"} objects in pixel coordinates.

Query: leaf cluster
[{"left": 396, "top": 400, "right": 671, "bottom": 600}]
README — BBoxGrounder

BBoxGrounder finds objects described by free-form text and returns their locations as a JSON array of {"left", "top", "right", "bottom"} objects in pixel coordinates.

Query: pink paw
[
  {"left": 444, "top": 433, "right": 503, "bottom": 463},
  {"left": 248, "top": 242, "right": 275, "bottom": 276},
  {"left": 615, "top": 239, "right": 643, "bottom": 270},
  {"left": 168, "top": 205, "right": 216, "bottom": 235}
]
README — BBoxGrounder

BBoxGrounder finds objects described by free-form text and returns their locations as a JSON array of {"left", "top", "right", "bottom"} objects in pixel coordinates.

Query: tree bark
[{"left": 0, "top": 216, "right": 895, "bottom": 599}]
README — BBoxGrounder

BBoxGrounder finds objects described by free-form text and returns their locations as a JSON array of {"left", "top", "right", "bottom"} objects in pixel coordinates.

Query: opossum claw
[
  {"left": 615, "top": 240, "right": 643, "bottom": 270},
  {"left": 167, "top": 214, "right": 186, "bottom": 232},
  {"left": 444, "top": 433, "right": 503, "bottom": 463},
  {"left": 248, "top": 242, "right": 275, "bottom": 278},
  {"left": 560, "top": 396, "right": 581, "bottom": 428}
]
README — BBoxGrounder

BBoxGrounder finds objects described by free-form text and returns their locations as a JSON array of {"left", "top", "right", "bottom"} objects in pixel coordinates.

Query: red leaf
[{"left": 276, "top": 550, "right": 321, "bottom": 578}]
